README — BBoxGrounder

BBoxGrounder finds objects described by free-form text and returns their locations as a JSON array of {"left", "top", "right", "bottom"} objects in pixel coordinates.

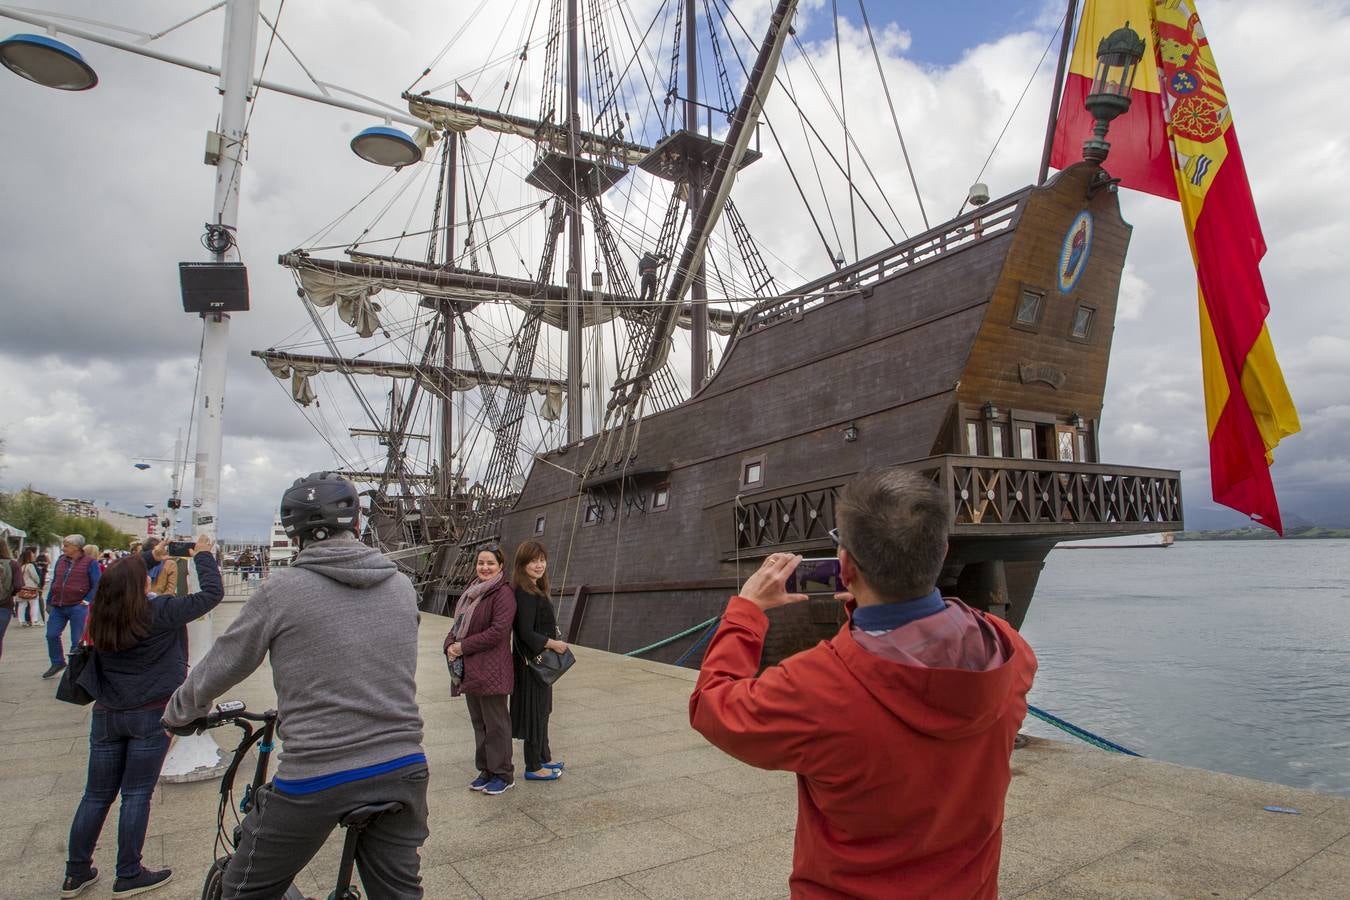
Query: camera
[
  {"left": 786, "top": 557, "right": 843, "bottom": 595},
  {"left": 166, "top": 540, "right": 195, "bottom": 557}
]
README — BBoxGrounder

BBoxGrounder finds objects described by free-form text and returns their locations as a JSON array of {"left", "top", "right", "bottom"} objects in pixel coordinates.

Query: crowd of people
[{"left": 2, "top": 467, "right": 1035, "bottom": 899}]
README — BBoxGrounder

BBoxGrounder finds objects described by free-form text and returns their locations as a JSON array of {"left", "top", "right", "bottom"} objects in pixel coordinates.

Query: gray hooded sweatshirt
[{"left": 165, "top": 533, "right": 425, "bottom": 781}]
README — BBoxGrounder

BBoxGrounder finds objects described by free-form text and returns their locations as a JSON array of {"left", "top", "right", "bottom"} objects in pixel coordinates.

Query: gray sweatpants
[{"left": 223, "top": 763, "right": 430, "bottom": 900}]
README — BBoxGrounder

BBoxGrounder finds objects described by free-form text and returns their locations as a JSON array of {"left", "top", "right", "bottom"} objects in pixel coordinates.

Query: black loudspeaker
[{"left": 180, "top": 262, "right": 249, "bottom": 313}]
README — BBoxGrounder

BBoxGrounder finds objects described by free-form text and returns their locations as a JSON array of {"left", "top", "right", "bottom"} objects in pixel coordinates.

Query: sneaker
[
  {"left": 482, "top": 777, "right": 514, "bottom": 796},
  {"left": 468, "top": 773, "right": 491, "bottom": 791},
  {"left": 113, "top": 867, "right": 173, "bottom": 896},
  {"left": 61, "top": 868, "right": 99, "bottom": 898},
  {"left": 43, "top": 662, "right": 67, "bottom": 679}
]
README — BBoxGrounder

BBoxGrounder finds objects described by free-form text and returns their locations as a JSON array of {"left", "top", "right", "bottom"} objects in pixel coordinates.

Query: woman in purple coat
[{"left": 445, "top": 546, "right": 517, "bottom": 795}]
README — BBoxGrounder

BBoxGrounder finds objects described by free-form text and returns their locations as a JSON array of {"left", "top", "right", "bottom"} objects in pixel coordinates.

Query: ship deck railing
[{"left": 739, "top": 188, "right": 1029, "bottom": 336}]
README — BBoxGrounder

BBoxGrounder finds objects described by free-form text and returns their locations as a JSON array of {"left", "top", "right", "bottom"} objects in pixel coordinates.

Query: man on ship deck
[{"left": 689, "top": 469, "right": 1037, "bottom": 899}]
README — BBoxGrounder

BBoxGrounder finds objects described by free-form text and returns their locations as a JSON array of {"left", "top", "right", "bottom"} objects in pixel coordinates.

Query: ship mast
[
  {"left": 439, "top": 131, "right": 458, "bottom": 500},
  {"left": 566, "top": 0, "right": 584, "bottom": 441},
  {"left": 686, "top": 0, "right": 709, "bottom": 391}
]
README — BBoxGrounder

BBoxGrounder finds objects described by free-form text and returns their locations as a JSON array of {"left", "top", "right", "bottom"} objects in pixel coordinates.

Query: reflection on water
[{"left": 1020, "top": 539, "right": 1350, "bottom": 796}]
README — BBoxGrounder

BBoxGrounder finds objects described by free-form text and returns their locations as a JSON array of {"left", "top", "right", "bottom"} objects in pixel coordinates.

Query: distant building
[
  {"left": 96, "top": 506, "right": 151, "bottom": 539},
  {"left": 58, "top": 497, "right": 98, "bottom": 519},
  {"left": 269, "top": 514, "right": 297, "bottom": 567}
]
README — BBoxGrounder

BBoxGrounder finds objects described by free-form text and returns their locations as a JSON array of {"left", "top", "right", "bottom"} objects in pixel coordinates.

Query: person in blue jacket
[{"left": 59, "top": 534, "right": 222, "bottom": 899}]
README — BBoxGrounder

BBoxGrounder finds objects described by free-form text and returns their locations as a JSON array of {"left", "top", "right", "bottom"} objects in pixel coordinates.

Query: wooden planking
[{"left": 956, "top": 163, "right": 1129, "bottom": 420}]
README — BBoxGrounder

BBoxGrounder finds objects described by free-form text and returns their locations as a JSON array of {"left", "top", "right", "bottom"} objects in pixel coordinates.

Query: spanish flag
[{"left": 1052, "top": 0, "right": 1300, "bottom": 533}]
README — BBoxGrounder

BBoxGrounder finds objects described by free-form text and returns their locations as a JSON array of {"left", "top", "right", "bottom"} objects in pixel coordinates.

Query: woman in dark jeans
[
  {"left": 510, "top": 540, "right": 569, "bottom": 781},
  {"left": 61, "top": 535, "right": 222, "bottom": 899}
]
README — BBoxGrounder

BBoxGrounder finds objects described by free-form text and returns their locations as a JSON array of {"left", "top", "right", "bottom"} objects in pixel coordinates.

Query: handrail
[{"left": 742, "top": 188, "right": 1029, "bottom": 334}]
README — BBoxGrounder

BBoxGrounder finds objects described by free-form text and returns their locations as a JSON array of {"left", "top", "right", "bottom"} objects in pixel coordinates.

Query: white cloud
[{"left": 1, "top": 0, "right": 1347, "bottom": 536}]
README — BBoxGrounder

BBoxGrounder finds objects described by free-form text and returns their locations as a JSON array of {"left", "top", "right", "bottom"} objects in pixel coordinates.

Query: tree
[
  {"left": 52, "top": 513, "right": 134, "bottom": 554},
  {"left": 0, "top": 486, "right": 60, "bottom": 548}
]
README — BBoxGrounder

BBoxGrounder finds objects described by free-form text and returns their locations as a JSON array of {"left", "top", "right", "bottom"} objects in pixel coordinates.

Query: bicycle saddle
[{"left": 340, "top": 801, "right": 404, "bottom": 827}]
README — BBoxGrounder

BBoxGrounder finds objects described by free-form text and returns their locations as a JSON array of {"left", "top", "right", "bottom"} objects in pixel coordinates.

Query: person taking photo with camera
[
  {"left": 689, "top": 469, "right": 1037, "bottom": 899},
  {"left": 163, "top": 472, "right": 429, "bottom": 899},
  {"left": 60, "top": 533, "right": 222, "bottom": 898}
]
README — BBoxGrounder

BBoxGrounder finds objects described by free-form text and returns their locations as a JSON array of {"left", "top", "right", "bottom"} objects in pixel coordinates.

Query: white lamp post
[{"left": 0, "top": 0, "right": 431, "bottom": 780}]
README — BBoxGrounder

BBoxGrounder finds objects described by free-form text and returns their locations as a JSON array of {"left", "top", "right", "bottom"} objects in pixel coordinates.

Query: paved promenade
[{"left": 2, "top": 603, "right": 1348, "bottom": 899}]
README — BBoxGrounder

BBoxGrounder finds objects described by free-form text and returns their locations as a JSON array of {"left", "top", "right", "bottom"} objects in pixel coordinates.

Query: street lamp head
[
  {"left": 0, "top": 34, "right": 98, "bottom": 91},
  {"left": 350, "top": 126, "right": 423, "bottom": 167},
  {"left": 134, "top": 462, "right": 152, "bottom": 470},
  {"left": 1082, "top": 22, "right": 1146, "bottom": 165}
]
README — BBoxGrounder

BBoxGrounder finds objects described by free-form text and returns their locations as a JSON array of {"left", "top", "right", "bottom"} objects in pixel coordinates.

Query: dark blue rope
[
  {"left": 674, "top": 618, "right": 722, "bottom": 666},
  {"left": 1026, "top": 703, "right": 1142, "bottom": 757}
]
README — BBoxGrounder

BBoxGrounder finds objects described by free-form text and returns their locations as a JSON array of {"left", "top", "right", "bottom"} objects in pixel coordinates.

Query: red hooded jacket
[{"left": 689, "top": 596, "right": 1036, "bottom": 899}]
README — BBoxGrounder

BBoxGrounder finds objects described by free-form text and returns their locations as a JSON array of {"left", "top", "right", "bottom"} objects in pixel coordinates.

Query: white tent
[{"left": 0, "top": 517, "right": 27, "bottom": 549}]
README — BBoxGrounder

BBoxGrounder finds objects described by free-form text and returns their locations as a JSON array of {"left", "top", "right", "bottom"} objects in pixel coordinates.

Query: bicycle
[{"left": 170, "top": 701, "right": 404, "bottom": 900}]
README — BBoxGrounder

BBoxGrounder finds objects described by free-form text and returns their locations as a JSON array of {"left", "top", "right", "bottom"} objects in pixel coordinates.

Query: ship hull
[{"left": 499, "top": 164, "right": 1183, "bottom": 665}]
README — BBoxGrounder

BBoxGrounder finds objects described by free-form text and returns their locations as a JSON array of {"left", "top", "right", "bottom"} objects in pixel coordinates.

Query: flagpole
[{"left": 1039, "top": 0, "right": 1079, "bottom": 184}]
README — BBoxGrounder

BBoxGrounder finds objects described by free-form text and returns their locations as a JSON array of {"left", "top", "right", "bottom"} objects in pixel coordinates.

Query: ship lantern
[
  {"left": 1070, "top": 411, "right": 1086, "bottom": 430},
  {"left": 1082, "top": 22, "right": 1145, "bottom": 164},
  {"left": 350, "top": 125, "right": 423, "bottom": 168},
  {"left": 0, "top": 33, "right": 98, "bottom": 90}
]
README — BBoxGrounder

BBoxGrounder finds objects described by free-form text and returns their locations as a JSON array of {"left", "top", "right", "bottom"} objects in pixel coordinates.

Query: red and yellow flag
[
  {"left": 1050, "top": 0, "right": 1176, "bottom": 198},
  {"left": 1053, "top": 0, "right": 1300, "bottom": 533}
]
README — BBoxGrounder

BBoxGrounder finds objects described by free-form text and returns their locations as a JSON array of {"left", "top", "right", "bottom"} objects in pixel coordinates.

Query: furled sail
[
  {"left": 406, "top": 95, "right": 651, "bottom": 166},
  {"left": 298, "top": 268, "right": 383, "bottom": 338},
  {"left": 255, "top": 349, "right": 572, "bottom": 409},
  {"left": 284, "top": 252, "right": 738, "bottom": 335}
]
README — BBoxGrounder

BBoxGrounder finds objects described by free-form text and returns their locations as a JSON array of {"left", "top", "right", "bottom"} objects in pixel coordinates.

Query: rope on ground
[
  {"left": 1026, "top": 704, "right": 1142, "bottom": 757},
  {"left": 673, "top": 617, "right": 722, "bottom": 667},
  {"left": 623, "top": 615, "right": 721, "bottom": 658}
]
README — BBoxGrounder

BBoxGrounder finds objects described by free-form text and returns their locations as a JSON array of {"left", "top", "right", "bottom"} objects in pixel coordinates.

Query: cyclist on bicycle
[{"left": 163, "top": 472, "right": 429, "bottom": 899}]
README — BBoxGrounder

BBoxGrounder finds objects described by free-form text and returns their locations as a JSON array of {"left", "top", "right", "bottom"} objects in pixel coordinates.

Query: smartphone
[
  {"left": 785, "top": 557, "right": 843, "bottom": 595},
  {"left": 166, "top": 540, "right": 195, "bottom": 557}
]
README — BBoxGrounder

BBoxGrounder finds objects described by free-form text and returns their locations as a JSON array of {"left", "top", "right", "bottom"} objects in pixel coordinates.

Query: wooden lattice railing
[{"left": 732, "top": 456, "right": 1183, "bottom": 553}]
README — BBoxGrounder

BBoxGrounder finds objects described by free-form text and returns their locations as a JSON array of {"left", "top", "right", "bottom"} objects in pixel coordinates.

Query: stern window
[
  {"left": 652, "top": 485, "right": 669, "bottom": 510},
  {"left": 534, "top": 515, "right": 546, "bottom": 535},
  {"left": 1013, "top": 290, "right": 1045, "bottom": 330},
  {"left": 741, "top": 454, "right": 765, "bottom": 489},
  {"left": 1070, "top": 304, "right": 1096, "bottom": 341},
  {"left": 991, "top": 423, "right": 1010, "bottom": 457}
]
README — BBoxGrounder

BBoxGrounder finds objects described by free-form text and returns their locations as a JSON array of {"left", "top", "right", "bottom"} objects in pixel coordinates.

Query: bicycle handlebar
[{"left": 162, "top": 701, "right": 276, "bottom": 736}]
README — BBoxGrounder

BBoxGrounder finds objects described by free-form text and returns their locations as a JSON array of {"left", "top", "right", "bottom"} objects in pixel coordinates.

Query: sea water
[{"left": 1020, "top": 538, "right": 1350, "bottom": 797}]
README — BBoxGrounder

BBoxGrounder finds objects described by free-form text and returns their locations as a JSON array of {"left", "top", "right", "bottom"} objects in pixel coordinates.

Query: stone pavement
[{"left": 2, "top": 602, "right": 1348, "bottom": 899}]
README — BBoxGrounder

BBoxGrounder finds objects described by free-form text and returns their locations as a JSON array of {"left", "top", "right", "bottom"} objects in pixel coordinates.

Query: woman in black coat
[
  {"left": 509, "top": 541, "right": 568, "bottom": 781},
  {"left": 62, "top": 535, "right": 223, "bottom": 898}
]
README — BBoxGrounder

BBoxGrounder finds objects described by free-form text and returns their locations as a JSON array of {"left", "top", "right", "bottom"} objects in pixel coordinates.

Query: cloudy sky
[{"left": 1, "top": 0, "right": 1346, "bottom": 539}]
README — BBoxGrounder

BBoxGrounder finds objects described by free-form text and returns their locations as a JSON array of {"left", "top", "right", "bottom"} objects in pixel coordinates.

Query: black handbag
[
  {"left": 524, "top": 645, "right": 575, "bottom": 685},
  {"left": 55, "top": 643, "right": 95, "bottom": 706}
]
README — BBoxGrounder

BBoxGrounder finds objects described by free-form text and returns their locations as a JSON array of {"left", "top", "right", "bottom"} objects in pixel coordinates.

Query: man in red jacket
[{"left": 690, "top": 469, "right": 1037, "bottom": 899}]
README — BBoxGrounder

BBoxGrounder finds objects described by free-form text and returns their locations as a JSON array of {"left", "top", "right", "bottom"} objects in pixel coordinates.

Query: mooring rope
[
  {"left": 1026, "top": 704, "right": 1142, "bottom": 756},
  {"left": 620, "top": 617, "right": 1142, "bottom": 759},
  {"left": 623, "top": 614, "right": 721, "bottom": 658},
  {"left": 673, "top": 617, "right": 723, "bottom": 666}
]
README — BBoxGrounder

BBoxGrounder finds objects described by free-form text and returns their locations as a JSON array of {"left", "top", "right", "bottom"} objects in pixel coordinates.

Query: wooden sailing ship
[{"left": 256, "top": 0, "right": 1182, "bottom": 665}]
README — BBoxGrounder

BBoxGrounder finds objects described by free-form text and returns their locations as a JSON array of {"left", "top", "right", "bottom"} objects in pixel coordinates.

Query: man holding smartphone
[{"left": 689, "top": 469, "right": 1037, "bottom": 899}]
